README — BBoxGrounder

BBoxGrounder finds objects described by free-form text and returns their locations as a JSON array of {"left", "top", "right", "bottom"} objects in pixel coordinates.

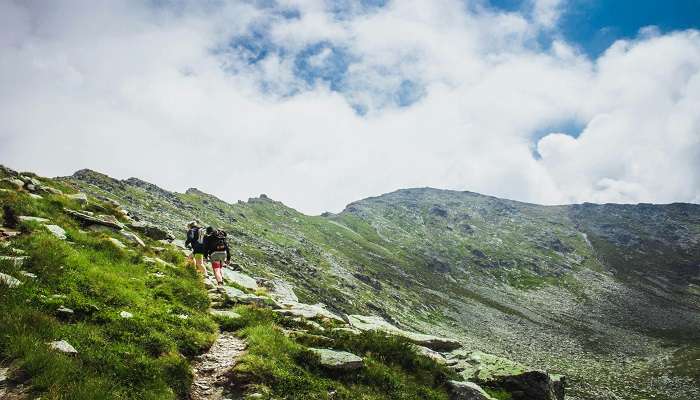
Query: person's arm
[
  {"left": 225, "top": 241, "right": 231, "bottom": 262},
  {"left": 184, "top": 230, "right": 192, "bottom": 248}
]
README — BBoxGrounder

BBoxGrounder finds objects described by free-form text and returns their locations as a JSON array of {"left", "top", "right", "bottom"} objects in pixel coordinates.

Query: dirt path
[{"left": 190, "top": 331, "right": 247, "bottom": 400}]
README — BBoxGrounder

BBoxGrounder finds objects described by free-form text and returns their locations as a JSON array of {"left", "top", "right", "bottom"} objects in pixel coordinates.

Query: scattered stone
[
  {"left": 18, "top": 270, "right": 37, "bottom": 279},
  {"left": 0, "top": 227, "right": 21, "bottom": 240},
  {"left": 120, "top": 230, "right": 145, "bottom": 247},
  {"left": 45, "top": 224, "right": 67, "bottom": 240},
  {"left": 120, "top": 311, "right": 133, "bottom": 319},
  {"left": 56, "top": 306, "right": 75, "bottom": 315},
  {"left": 108, "top": 238, "right": 127, "bottom": 249},
  {"left": 151, "top": 247, "right": 166, "bottom": 254},
  {"left": 0, "top": 272, "right": 22, "bottom": 288},
  {"left": 348, "top": 315, "right": 461, "bottom": 351},
  {"left": 0, "top": 367, "right": 7, "bottom": 385},
  {"left": 309, "top": 348, "right": 364, "bottom": 370},
  {"left": 446, "top": 380, "right": 496, "bottom": 400},
  {"left": 47, "top": 340, "right": 78, "bottom": 354},
  {"left": 142, "top": 256, "right": 173, "bottom": 268},
  {"left": 66, "top": 192, "right": 88, "bottom": 204},
  {"left": 28, "top": 193, "right": 43, "bottom": 199},
  {"left": 41, "top": 185, "right": 64, "bottom": 195},
  {"left": 221, "top": 269, "right": 258, "bottom": 291},
  {"left": 177, "top": 314, "right": 189, "bottom": 320}
]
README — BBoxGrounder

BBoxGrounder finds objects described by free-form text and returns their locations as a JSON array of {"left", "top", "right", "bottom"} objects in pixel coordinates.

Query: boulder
[
  {"left": 2, "top": 178, "right": 25, "bottom": 189},
  {"left": 56, "top": 306, "right": 75, "bottom": 315},
  {"left": 456, "top": 351, "right": 565, "bottom": 400},
  {"left": 120, "top": 230, "right": 145, "bottom": 247},
  {"left": 128, "top": 221, "right": 174, "bottom": 241},
  {"left": 40, "top": 185, "right": 63, "bottom": 195},
  {"left": 264, "top": 279, "right": 298, "bottom": 303},
  {"left": 446, "top": 381, "right": 496, "bottom": 400},
  {"left": 66, "top": 210, "right": 124, "bottom": 230},
  {"left": 66, "top": 192, "right": 88, "bottom": 204},
  {"left": 19, "top": 271, "right": 37, "bottom": 279},
  {"left": 348, "top": 315, "right": 461, "bottom": 351},
  {"left": 0, "top": 228, "right": 21, "bottom": 240},
  {"left": 47, "top": 340, "right": 78, "bottom": 354},
  {"left": 120, "top": 311, "right": 133, "bottom": 319},
  {"left": 309, "top": 348, "right": 363, "bottom": 371},
  {"left": 413, "top": 345, "right": 448, "bottom": 364},
  {"left": 273, "top": 302, "right": 345, "bottom": 322},
  {"left": 45, "top": 224, "right": 67, "bottom": 240},
  {"left": 221, "top": 268, "right": 258, "bottom": 291},
  {"left": 0, "top": 272, "right": 22, "bottom": 288}
]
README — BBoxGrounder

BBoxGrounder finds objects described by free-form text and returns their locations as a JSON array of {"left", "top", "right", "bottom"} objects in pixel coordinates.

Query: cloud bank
[{"left": 1, "top": 0, "right": 699, "bottom": 214}]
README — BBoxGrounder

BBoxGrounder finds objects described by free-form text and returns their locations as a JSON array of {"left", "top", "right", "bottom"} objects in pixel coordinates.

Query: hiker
[
  {"left": 184, "top": 221, "right": 206, "bottom": 274},
  {"left": 204, "top": 226, "right": 230, "bottom": 287}
]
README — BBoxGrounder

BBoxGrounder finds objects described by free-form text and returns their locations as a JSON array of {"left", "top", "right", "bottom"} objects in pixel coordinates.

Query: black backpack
[{"left": 212, "top": 229, "right": 227, "bottom": 252}]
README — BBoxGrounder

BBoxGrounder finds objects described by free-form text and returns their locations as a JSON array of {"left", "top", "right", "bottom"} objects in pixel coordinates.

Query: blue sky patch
[
  {"left": 294, "top": 42, "right": 353, "bottom": 92},
  {"left": 529, "top": 118, "right": 585, "bottom": 159}
]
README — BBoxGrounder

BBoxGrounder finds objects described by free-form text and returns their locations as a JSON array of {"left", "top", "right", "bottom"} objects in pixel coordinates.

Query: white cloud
[{"left": 0, "top": 0, "right": 698, "bottom": 214}]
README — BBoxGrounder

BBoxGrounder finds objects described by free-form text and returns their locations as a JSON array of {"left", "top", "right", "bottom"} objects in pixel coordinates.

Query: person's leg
[
  {"left": 212, "top": 261, "right": 223, "bottom": 285},
  {"left": 194, "top": 253, "right": 205, "bottom": 274}
]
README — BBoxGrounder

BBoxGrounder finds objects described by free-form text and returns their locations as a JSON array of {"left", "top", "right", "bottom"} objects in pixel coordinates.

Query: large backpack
[
  {"left": 188, "top": 227, "right": 205, "bottom": 245},
  {"left": 212, "top": 229, "right": 227, "bottom": 252}
]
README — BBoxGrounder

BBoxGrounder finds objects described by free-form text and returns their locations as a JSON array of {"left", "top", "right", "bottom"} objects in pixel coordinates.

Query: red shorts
[{"left": 212, "top": 261, "right": 223, "bottom": 270}]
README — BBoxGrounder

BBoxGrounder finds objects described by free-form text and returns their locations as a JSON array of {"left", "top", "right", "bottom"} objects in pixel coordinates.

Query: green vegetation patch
[{"left": 230, "top": 306, "right": 454, "bottom": 400}]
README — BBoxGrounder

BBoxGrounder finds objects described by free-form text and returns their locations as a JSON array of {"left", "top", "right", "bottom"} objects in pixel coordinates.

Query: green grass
[
  {"left": 229, "top": 306, "right": 453, "bottom": 400},
  {"left": 0, "top": 189, "right": 216, "bottom": 399}
]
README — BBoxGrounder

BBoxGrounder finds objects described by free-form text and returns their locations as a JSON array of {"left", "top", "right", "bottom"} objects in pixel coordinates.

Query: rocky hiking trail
[{"left": 190, "top": 330, "right": 246, "bottom": 400}]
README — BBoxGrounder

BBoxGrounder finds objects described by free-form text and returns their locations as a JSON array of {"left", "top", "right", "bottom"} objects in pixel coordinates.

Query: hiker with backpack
[
  {"left": 204, "top": 226, "right": 230, "bottom": 287},
  {"left": 185, "top": 221, "right": 206, "bottom": 274}
]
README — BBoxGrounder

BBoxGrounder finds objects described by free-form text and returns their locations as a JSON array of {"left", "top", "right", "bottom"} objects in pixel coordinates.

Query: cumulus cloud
[{"left": 0, "top": 0, "right": 698, "bottom": 213}]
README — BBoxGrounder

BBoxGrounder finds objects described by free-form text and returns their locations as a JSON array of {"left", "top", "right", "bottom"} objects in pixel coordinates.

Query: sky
[{"left": 1, "top": 0, "right": 699, "bottom": 214}]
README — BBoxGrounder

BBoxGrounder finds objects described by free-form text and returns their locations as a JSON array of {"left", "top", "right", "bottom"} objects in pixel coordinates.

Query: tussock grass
[{"left": 229, "top": 306, "right": 452, "bottom": 400}]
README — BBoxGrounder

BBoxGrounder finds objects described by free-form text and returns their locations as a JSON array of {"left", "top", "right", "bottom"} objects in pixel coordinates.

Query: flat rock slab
[
  {"left": 120, "top": 230, "right": 145, "bottom": 246},
  {"left": 446, "top": 380, "right": 496, "bottom": 400},
  {"left": 221, "top": 269, "right": 258, "bottom": 290},
  {"left": 348, "top": 314, "right": 461, "bottom": 351},
  {"left": 264, "top": 279, "right": 298, "bottom": 303},
  {"left": 309, "top": 348, "right": 363, "bottom": 370},
  {"left": 108, "top": 238, "right": 127, "bottom": 249},
  {"left": 274, "top": 302, "right": 344, "bottom": 322},
  {"left": 18, "top": 215, "right": 50, "bottom": 223},
  {"left": 47, "top": 340, "right": 77, "bottom": 354},
  {"left": 66, "top": 209, "right": 124, "bottom": 230},
  {"left": 45, "top": 224, "right": 67, "bottom": 240}
]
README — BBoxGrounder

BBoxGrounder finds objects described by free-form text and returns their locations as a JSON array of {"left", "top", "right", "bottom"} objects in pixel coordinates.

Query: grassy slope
[
  {"left": 0, "top": 178, "right": 217, "bottom": 399},
  {"left": 62, "top": 170, "right": 700, "bottom": 399}
]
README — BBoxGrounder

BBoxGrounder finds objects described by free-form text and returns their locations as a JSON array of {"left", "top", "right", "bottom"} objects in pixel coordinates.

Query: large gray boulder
[
  {"left": 120, "top": 230, "right": 145, "bottom": 246},
  {"left": 446, "top": 381, "right": 496, "bottom": 400},
  {"left": 309, "top": 348, "right": 363, "bottom": 371},
  {"left": 66, "top": 210, "right": 124, "bottom": 230},
  {"left": 221, "top": 268, "right": 258, "bottom": 290},
  {"left": 66, "top": 192, "right": 88, "bottom": 204},
  {"left": 273, "top": 302, "right": 344, "bottom": 322},
  {"left": 452, "top": 351, "right": 565, "bottom": 400},
  {"left": 348, "top": 315, "right": 461, "bottom": 351},
  {"left": 128, "top": 221, "right": 174, "bottom": 241}
]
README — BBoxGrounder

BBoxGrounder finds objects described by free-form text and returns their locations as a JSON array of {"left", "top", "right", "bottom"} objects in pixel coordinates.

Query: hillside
[{"left": 2, "top": 165, "right": 699, "bottom": 399}]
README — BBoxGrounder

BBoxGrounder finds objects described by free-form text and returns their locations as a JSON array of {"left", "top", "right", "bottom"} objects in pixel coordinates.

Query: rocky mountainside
[{"left": 59, "top": 168, "right": 700, "bottom": 400}]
